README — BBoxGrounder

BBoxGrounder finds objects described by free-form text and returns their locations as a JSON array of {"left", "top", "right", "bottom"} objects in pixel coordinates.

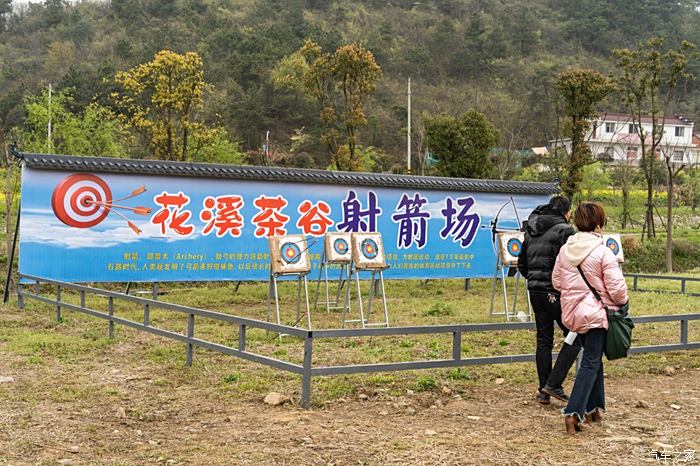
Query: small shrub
[
  {"left": 446, "top": 368, "right": 471, "bottom": 380},
  {"left": 624, "top": 238, "right": 700, "bottom": 273},
  {"left": 222, "top": 372, "right": 242, "bottom": 384},
  {"left": 415, "top": 375, "right": 438, "bottom": 391},
  {"left": 423, "top": 302, "right": 455, "bottom": 317}
]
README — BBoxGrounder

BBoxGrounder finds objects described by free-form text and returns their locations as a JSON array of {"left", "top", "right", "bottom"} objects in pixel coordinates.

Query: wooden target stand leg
[
  {"left": 489, "top": 256, "right": 511, "bottom": 321},
  {"left": 342, "top": 262, "right": 389, "bottom": 328},
  {"left": 313, "top": 249, "right": 351, "bottom": 314},
  {"left": 267, "top": 271, "right": 312, "bottom": 332},
  {"left": 489, "top": 258, "right": 533, "bottom": 322}
]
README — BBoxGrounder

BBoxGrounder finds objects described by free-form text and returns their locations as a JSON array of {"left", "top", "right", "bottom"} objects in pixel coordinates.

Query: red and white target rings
[{"left": 51, "top": 174, "right": 112, "bottom": 228}]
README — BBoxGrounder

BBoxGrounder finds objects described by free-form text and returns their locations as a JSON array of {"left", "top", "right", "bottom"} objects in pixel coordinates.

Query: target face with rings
[
  {"left": 280, "top": 242, "right": 302, "bottom": 264},
  {"left": 333, "top": 238, "right": 349, "bottom": 255},
  {"left": 51, "top": 174, "right": 112, "bottom": 228},
  {"left": 507, "top": 238, "right": 522, "bottom": 257},
  {"left": 606, "top": 238, "right": 620, "bottom": 256},
  {"left": 361, "top": 238, "right": 379, "bottom": 259}
]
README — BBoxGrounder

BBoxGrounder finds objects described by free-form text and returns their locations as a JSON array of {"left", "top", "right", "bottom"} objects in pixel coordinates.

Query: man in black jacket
[{"left": 518, "top": 196, "right": 581, "bottom": 405}]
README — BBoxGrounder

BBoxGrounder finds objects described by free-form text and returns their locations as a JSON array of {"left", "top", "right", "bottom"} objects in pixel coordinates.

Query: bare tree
[
  {"left": 659, "top": 140, "right": 687, "bottom": 272},
  {"left": 612, "top": 38, "right": 696, "bottom": 240}
]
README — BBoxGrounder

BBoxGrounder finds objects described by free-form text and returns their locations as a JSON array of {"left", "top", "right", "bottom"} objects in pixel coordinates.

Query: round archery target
[
  {"left": 361, "top": 238, "right": 379, "bottom": 260},
  {"left": 333, "top": 238, "right": 349, "bottom": 256},
  {"left": 507, "top": 238, "right": 523, "bottom": 257},
  {"left": 51, "top": 174, "right": 112, "bottom": 228},
  {"left": 280, "top": 242, "right": 302, "bottom": 264},
  {"left": 606, "top": 237, "right": 621, "bottom": 256}
]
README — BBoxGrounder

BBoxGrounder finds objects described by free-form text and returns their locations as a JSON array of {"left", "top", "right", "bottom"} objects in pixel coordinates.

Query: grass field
[{"left": 5, "top": 276, "right": 700, "bottom": 403}]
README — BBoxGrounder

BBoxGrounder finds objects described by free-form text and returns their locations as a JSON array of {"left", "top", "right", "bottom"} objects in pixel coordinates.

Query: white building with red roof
[{"left": 552, "top": 112, "right": 700, "bottom": 167}]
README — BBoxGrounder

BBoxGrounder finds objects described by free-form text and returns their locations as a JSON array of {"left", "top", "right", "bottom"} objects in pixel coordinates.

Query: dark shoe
[
  {"left": 542, "top": 385, "right": 569, "bottom": 402},
  {"left": 564, "top": 415, "right": 585, "bottom": 434},
  {"left": 585, "top": 409, "right": 603, "bottom": 423},
  {"left": 537, "top": 391, "right": 551, "bottom": 405}
]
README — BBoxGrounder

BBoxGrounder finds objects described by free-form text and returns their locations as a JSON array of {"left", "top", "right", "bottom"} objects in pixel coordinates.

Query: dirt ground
[{"left": 1, "top": 331, "right": 698, "bottom": 466}]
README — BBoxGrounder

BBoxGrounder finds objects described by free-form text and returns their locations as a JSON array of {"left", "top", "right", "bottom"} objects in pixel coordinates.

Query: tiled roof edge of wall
[{"left": 20, "top": 152, "right": 560, "bottom": 195}]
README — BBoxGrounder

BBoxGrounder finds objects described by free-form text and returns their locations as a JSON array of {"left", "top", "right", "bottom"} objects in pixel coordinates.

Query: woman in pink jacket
[{"left": 552, "top": 202, "right": 628, "bottom": 434}]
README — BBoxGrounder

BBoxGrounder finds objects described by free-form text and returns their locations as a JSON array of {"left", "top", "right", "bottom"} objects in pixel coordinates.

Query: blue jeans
[{"left": 563, "top": 328, "right": 606, "bottom": 422}]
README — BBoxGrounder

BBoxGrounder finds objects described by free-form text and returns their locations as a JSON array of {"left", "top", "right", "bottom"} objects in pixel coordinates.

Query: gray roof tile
[{"left": 18, "top": 152, "right": 560, "bottom": 195}]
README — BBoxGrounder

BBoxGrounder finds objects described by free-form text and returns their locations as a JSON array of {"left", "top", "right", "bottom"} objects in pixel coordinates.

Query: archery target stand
[
  {"left": 314, "top": 232, "right": 353, "bottom": 315},
  {"left": 489, "top": 232, "right": 533, "bottom": 322},
  {"left": 267, "top": 235, "right": 313, "bottom": 331},
  {"left": 341, "top": 232, "right": 390, "bottom": 328}
]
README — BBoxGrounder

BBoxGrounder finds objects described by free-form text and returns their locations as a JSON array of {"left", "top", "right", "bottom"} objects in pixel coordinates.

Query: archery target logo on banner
[
  {"left": 497, "top": 231, "right": 525, "bottom": 266},
  {"left": 603, "top": 233, "right": 625, "bottom": 263},
  {"left": 51, "top": 173, "right": 151, "bottom": 234},
  {"left": 325, "top": 232, "right": 352, "bottom": 263},
  {"left": 269, "top": 235, "right": 311, "bottom": 274},
  {"left": 52, "top": 174, "right": 112, "bottom": 228},
  {"left": 351, "top": 232, "right": 386, "bottom": 269}
]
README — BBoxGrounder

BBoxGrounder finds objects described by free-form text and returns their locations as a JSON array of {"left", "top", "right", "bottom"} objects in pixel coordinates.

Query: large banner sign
[{"left": 19, "top": 165, "right": 551, "bottom": 283}]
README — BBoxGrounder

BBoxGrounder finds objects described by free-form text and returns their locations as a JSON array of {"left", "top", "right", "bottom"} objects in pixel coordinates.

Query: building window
[
  {"left": 628, "top": 123, "right": 639, "bottom": 134},
  {"left": 675, "top": 126, "right": 685, "bottom": 137},
  {"left": 605, "top": 122, "right": 615, "bottom": 133},
  {"left": 674, "top": 150, "right": 684, "bottom": 162},
  {"left": 626, "top": 146, "right": 638, "bottom": 162}
]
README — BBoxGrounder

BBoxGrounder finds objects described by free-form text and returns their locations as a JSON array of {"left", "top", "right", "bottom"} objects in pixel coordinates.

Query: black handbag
[{"left": 577, "top": 265, "right": 634, "bottom": 360}]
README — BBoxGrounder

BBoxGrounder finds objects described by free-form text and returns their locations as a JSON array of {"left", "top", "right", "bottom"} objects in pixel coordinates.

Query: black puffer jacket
[{"left": 517, "top": 204, "right": 574, "bottom": 292}]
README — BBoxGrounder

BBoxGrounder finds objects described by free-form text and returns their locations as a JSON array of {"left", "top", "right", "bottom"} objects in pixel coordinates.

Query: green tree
[
  {"left": 612, "top": 38, "right": 695, "bottom": 271},
  {"left": 273, "top": 40, "right": 382, "bottom": 171},
  {"left": 554, "top": 68, "right": 612, "bottom": 199},
  {"left": 424, "top": 109, "right": 499, "bottom": 179},
  {"left": 17, "top": 88, "right": 127, "bottom": 157},
  {"left": 111, "top": 50, "right": 242, "bottom": 163}
]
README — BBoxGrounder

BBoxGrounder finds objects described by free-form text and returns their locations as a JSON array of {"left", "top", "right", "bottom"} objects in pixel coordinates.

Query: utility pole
[
  {"left": 265, "top": 130, "right": 270, "bottom": 166},
  {"left": 47, "top": 83, "right": 52, "bottom": 153},
  {"left": 407, "top": 77, "right": 411, "bottom": 175}
]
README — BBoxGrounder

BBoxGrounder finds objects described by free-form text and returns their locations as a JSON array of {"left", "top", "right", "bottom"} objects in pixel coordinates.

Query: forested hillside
[{"left": 2, "top": 0, "right": 700, "bottom": 172}]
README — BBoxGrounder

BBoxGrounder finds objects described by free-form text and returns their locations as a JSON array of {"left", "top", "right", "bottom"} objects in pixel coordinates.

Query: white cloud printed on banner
[{"left": 20, "top": 213, "right": 198, "bottom": 249}]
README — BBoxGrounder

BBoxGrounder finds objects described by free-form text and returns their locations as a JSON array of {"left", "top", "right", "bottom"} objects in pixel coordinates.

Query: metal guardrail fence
[
  {"left": 17, "top": 274, "right": 700, "bottom": 408},
  {"left": 626, "top": 273, "right": 700, "bottom": 295}
]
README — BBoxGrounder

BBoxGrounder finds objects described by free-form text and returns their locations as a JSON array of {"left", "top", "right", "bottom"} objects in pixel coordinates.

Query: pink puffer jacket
[{"left": 552, "top": 232, "right": 629, "bottom": 333}]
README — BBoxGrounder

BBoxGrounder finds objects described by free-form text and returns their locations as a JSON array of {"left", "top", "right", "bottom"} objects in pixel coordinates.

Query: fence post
[
  {"left": 17, "top": 282, "right": 23, "bottom": 309},
  {"left": 633, "top": 276, "right": 638, "bottom": 291},
  {"left": 681, "top": 280, "right": 687, "bottom": 294},
  {"left": 152, "top": 282, "right": 159, "bottom": 300},
  {"left": 186, "top": 313, "right": 195, "bottom": 366},
  {"left": 464, "top": 279, "right": 471, "bottom": 291},
  {"left": 108, "top": 297, "right": 114, "bottom": 339},
  {"left": 239, "top": 324, "right": 247, "bottom": 351},
  {"left": 80, "top": 289, "right": 85, "bottom": 309},
  {"left": 452, "top": 331, "right": 462, "bottom": 360},
  {"left": 144, "top": 303, "right": 150, "bottom": 326},
  {"left": 681, "top": 319, "right": 688, "bottom": 346},
  {"left": 301, "top": 334, "right": 313, "bottom": 409},
  {"left": 56, "top": 285, "right": 62, "bottom": 322}
]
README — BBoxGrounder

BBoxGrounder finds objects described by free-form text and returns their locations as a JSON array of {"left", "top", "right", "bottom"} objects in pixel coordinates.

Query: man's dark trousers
[{"left": 530, "top": 290, "right": 582, "bottom": 390}]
